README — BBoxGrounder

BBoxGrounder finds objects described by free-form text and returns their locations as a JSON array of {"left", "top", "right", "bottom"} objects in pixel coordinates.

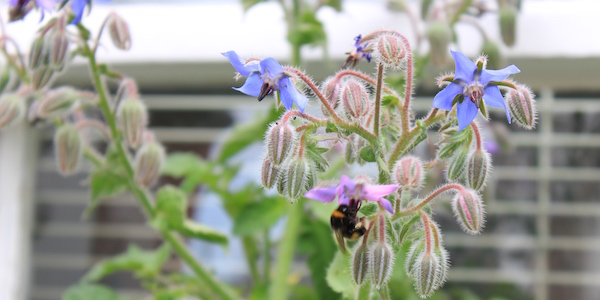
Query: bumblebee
[{"left": 330, "top": 199, "right": 367, "bottom": 253}]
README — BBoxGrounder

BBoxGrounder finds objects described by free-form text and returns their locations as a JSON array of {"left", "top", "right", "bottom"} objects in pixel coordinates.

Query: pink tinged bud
[
  {"left": 54, "top": 124, "right": 83, "bottom": 176},
  {"left": 261, "top": 156, "right": 279, "bottom": 189},
  {"left": 107, "top": 13, "right": 132, "bottom": 51},
  {"left": 29, "top": 36, "right": 47, "bottom": 70},
  {"left": 0, "top": 94, "right": 25, "bottom": 129},
  {"left": 376, "top": 33, "right": 407, "bottom": 70},
  {"left": 266, "top": 122, "right": 295, "bottom": 165},
  {"left": 446, "top": 147, "right": 469, "bottom": 181},
  {"left": 507, "top": 85, "right": 537, "bottom": 129},
  {"left": 452, "top": 189, "right": 485, "bottom": 234},
  {"left": 370, "top": 242, "right": 394, "bottom": 289},
  {"left": 49, "top": 31, "right": 69, "bottom": 70},
  {"left": 37, "top": 87, "right": 79, "bottom": 119},
  {"left": 285, "top": 160, "right": 309, "bottom": 200},
  {"left": 426, "top": 22, "right": 453, "bottom": 67},
  {"left": 134, "top": 142, "right": 165, "bottom": 187},
  {"left": 413, "top": 252, "right": 445, "bottom": 299},
  {"left": 117, "top": 98, "right": 148, "bottom": 149},
  {"left": 340, "top": 79, "right": 370, "bottom": 120},
  {"left": 466, "top": 149, "right": 491, "bottom": 191},
  {"left": 32, "top": 65, "right": 55, "bottom": 90},
  {"left": 351, "top": 243, "right": 370, "bottom": 286},
  {"left": 320, "top": 77, "right": 340, "bottom": 117},
  {"left": 499, "top": 6, "right": 517, "bottom": 47},
  {"left": 393, "top": 155, "right": 424, "bottom": 190}
]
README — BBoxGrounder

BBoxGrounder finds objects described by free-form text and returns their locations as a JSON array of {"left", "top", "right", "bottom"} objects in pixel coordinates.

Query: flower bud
[
  {"left": 351, "top": 243, "right": 370, "bottom": 286},
  {"left": 32, "top": 65, "right": 55, "bottom": 90},
  {"left": 320, "top": 77, "right": 340, "bottom": 117},
  {"left": 481, "top": 41, "right": 502, "bottom": 70},
  {"left": 261, "top": 156, "right": 279, "bottom": 189},
  {"left": 344, "top": 140, "right": 356, "bottom": 164},
  {"left": 413, "top": 252, "right": 444, "bottom": 299},
  {"left": 433, "top": 246, "right": 449, "bottom": 290},
  {"left": 393, "top": 155, "right": 424, "bottom": 190},
  {"left": 405, "top": 238, "right": 425, "bottom": 276},
  {"left": 37, "top": 87, "right": 79, "bottom": 119},
  {"left": 375, "top": 33, "right": 407, "bottom": 70},
  {"left": 446, "top": 147, "right": 468, "bottom": 181},
  {"left": 48, "top": 30, "right": 69, "bottom": 70},
  {"left": 0, "top": 94, "right": 25, "bottom": 129},
  {"left": 266, "top": 122, "right": 295, "bottom": 165},
  {"left": 117, "top": 98, "right": 148, "bottom": 149},
  {"left": 506, "top": 85, "right": 537, "bottom": 129},
  {"left": 107, "top": 13, "right": 132, "bottom": 51},
  {"left": 466, "top": 149, "right": 491, "bottom": 191},
  {"left": 340, "top": 79, "right": 370, "bottom": 120},
  {"left": 499, "top": 6, "right": 517, "bottom": 47},
  {"left": 285, "top": 159, "right": 309, "bottom": 200},
  {"left": 370, "top": 242, "right": 394, "bottom": 289},
  {"left": 0, "top": 67, "right": 12, "bottom": 95},
  {"left": 134, "top": 142, "right": 165, "bottom": 187},
  {"left": 54, "top": 124, "right": 83, "bottom": 176},
  {"left": 29, "top": 36, "right": 47, "bottom": 70},
  {"left": 451, "top": 189, "right": 485, "bottom": 234},
  {"left": 427, "top": 22, "right": 453, "bottom": 67}
]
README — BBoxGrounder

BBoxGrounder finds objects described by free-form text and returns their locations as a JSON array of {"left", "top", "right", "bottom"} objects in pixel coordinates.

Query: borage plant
[{"left": 226, "top": 29, "right": 537, "bottom": 299}]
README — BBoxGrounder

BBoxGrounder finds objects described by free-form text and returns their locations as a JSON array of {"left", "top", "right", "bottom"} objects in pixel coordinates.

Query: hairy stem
[
  {"left": 388, "top": 109, "right": 444, "bottom": 168},
  {"left": 471, "top": 121, "right": 482, "bottom": 150},
  {"left": 333, "top": 69, "right": 398, "bottom": 97},
  {"left": 395, "top": 183, "right": 466, "bottom": 218},
  {"left": 374, "top": 63, "right": 384, "bottom": 137}
]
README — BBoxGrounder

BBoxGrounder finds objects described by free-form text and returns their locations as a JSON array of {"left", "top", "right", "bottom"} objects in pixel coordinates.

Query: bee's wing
[{"left": 334, "top": 229, "right": 348, "bottom": 254}]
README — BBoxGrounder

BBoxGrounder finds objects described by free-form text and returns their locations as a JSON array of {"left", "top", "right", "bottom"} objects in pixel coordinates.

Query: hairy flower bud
[
  {"left": 261, "top": 156, "right": 279, "bottom": 189},
  {"left": 266, "top": 122, "right": 295, "bottom": 165},
  {"left": 499, "top": 6, "right": 517, "bottom": 47},
  {"left": 375, "top": 33, "right": 407, "bottom": 70},
  {"left": 29, "top": 36, "right": 47, "bottom": 70},
  {"left": 405, "top": 238, "right": 425, "bottom": 276},
  {"left": 340, "top": 79, "right": 370, "bottom": 120},
  {"left": 32, "top": 65, "right": 55, "bottom": 90},
  {"left": 54, "top": 124, "right": 83, "bottom": 176},
  {"left": 0, "top": 94, "right": 25, "bottom": 129},
  {"left": 446, "top": 147, "right": 468, "bottom": 181},
  {"left": 481, "top": 41, "right": 502, "bottom": 70},
  {"left": 452, "top": 189, "right": 485, "bottom": 234},
  {"left": 393, "top": 155, "right": 424, "bottom": 190},
  {"left": 135, "top": 142, "right": 165, "bottom": 187},
  {"left": 466, "top": 149, "right": 491, "bottom": 191},
  {"left": 37, "top": 87, "right": 79, "bottom": 119},
  {"left": 117, "top": 98, "right": 148, "bottom": 149},
  {"left": 49, "top": 30, "right": 69, "bottom": 70},
  {"left": 320, "top": 77, "right": 340, "bottom": 117},
  {"left": 413, "top": 252, "right": 445, "bottom": 299},
  {"left": 351, "top": 243, "right": 370, "bottom": 286},
  {"left": 107, "top": 13, "right": 132, "bottom": 51},
  {"left": 506, "top": 85, "right": 537, "bottom": 129},
  {"left": 285, "top": 159, "right": 309, "bottom": 200},
  {"left": 370, "top": 242, "right": 394, "bottom": 289},
  {"left": 344, "top": 140, "right": 356, "bottom": 164},
  {"left": 427, "top": 22, "right": 453, "bottom": 67}
]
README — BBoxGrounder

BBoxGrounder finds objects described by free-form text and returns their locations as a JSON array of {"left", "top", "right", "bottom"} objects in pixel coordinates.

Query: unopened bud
[
  {"left": 344, "top": 139, "right": 356, "bottom": 164},
  {"left": 466, "top": 149, "right": 491, "bottom": 191},
  {"left": 285, "top": 159, "right": 309, "bottom": 200},
  {"left": 433, "top": 246, "right": 449, "bottom": 290},
  {"left": 134, "top": 142, "right": 165, "bottom": 187},
  {"left": 48, "top": 30, "right": 69, "bottom": 70},
  {"left": 376, "top": 33, "right": 407, "bottom": 70},
  {"left": 405, "top": 238, "right": 425, "bottom": 276},
  {"left": 446, "top": 147, "right": 468, "bottom": 181},
  {"left": 506, "top": 85, "right": 537, "bottom": 129},
  {"left": 0, "top": 94, "right": 25, "bottom": 129},
  {"left": 427, "top": 22, "right": 453, "bottom": 67},
  {"left": 107, "top": 13, "right": 131, "bottom": 51},
  {"left": 266, "top": 122, "right": 295, "bottom": 165},
  {"left": 54, "top": 124, "right": 83, "bottom": 176},
  {"left": 32, "top": 65, "right": 55, "bottom": 90},
  {"left": 320, "top": 77, "right": 340, "bottom": 116},
  {"left": 261, "top": 156, "right": 279, "bottom": 189},
  {"left": 37, "top": 87, "right": 79, "bottom": 119},
  {"left": 117, "top": 98, "right": 148, "bottom": 149},
  {"left": 481, "top": 41, "right": 502, "bottom": 70},
  {"left": 393, "top": 155, "right": 424, "bottom": 190},
  {"left": 370, "top": 242, "right": 394, "bottom": 289},
  {"left": 0, "top": 67, "right": 12, "bottom": 94},
  {"left": 451, "top": 189, "right": 485, "bottom": 234},
  {"left": 340, "top": 79, "right": 370, "bottom": 120},
  {"left": 29, "top": 36, "right": 47, "bottom": 70},
  {"left": 499, "top": 6, "right": 517, "bottom": 47},
  {"left": 413, "top": 252, "right": 444, "bottom": 299},
  {"left": 351, "top": 243, "right": 370, "bottom": 286}
]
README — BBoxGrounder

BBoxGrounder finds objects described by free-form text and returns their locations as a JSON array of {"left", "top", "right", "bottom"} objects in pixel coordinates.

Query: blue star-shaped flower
[
  {"left": 433, "top": 51, "right": 520, "bottom": 131},
  {"left": 222, "top": 51, "right": 308, "bottom": 112},
  {"left": 70, "top": 0, "right": 87, "bottom": 24},
  {"left": 342, "top": 34, "right": 372, "bottom": 69}
]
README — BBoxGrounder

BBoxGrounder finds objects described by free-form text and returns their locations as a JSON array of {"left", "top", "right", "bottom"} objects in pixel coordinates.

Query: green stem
[
  {"left": 373, "top": 63, "right": 384, "bottom": 137},
  {"left": 263, "top": 229, "right": 271, "bottom": 282},
  {"left": 388, "top": 110, "right": 444, "bottom": 168},
  {"left": 269, "top": 201, "right": 304, "bottom": 300},
  {"left": 242, "top": 236, "right": 261, "bottom": 284},
  {"left": 377, "top": 286, "right": 391, "bottom": 300},
  {"left": 355, "top": 284, "right": 371, "bottom": 300},
  {"left": 291, "top": 44, "right": 301, "bottom": 66}
]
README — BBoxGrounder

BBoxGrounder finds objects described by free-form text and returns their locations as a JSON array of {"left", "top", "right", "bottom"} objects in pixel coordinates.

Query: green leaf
[
  {"left": 233, "top": 197, "right": 288, "bottom": 236},
  {"left": 85, "top": 153, "right": 128, "bottom": 218},
  {"left": 63, "top": 284, "right": 129, "bottom": 300},
  {"left": 287, "top": 11, "right": 326, "bottom": 47},
  {"left": 155, "top": 185, "right": 187, "bottom": 229},
  {"left": 162, "top": 152, "right": 209, "bottom": 178},
  {"left": 359, "top": 146, "right": 376, "bottom": 162},
  {"left": 381, "top": 95, "right": 400, "bottom": 107},
  {"left": 326, "top": 251, "right": 356, "bottom": 299},
  {"left": 325, "top": 121, "right": 338, "bottom": 133},
  {"left": 249, "top": 282, "right": 268, "bottom": 300},
  {"left": 82, "top": 244, "right": 170, "bottom": 282},
  {"left": 359, "top": 202, "right": 379, "bottom": 217},
  {"left": 217, "top": 106, "right": 280, "bottom": 163},
  {"left": 305, "top": 140, "right": 329, "bottom": 172},
  {"left": 309, "top": 200, "right": 338, "bottom": 224},
  {"left": 241, "top": 0, "right": 267, "bottom": 12},
  {"left": 180, "top": 220, "right": 228, "bottom": 247},
  {"left": 322, "top": 0, "right": 342, "bottom": 11}
]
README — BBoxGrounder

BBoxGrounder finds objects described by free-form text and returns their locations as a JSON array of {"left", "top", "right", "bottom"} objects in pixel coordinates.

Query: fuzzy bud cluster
[
  {"left": 36, "top": 87, "right": 80, "bottom": 119},
  {"left": 0, "top": 93, "right": 25, "bottom": 129},
  {"left": 117, "top": 98, "right": 148, "bottom": 149},
  {"left": 451, "top": 188, "right": 485, "bottom": 234},
  {"left": 134, "top": 141, "right": 165, "bottom": 187},
  {"left": 393, "top": 155, "right": 424, "bottom": 190},
  {"left": 54, "top": 124, "right": 83, "bottom": 176},
  {"left": 375, "top": 33, "right": 407, "bottom": 70},
  {"left": 340, "top": 79, "right": 370, "bottom": 121},
  {"left": 506, "top": 85, "right": 537, "bottom": 129},
  {"left": 29, "top": 19, "right": 71, "bottom": 90},
  {"left": 266, "top": 122, "right": 296, "bottom": 165}
]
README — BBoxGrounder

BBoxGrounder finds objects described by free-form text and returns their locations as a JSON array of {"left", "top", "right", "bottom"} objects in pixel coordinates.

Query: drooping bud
[
  {"left": 446, "top": 147, "right": 469, "bottom": 181},
  {"left": 506, "top": 85, "right": 537, "bottom": 129},
  {"left": 134, "top": 141, "right": 165, "bottom": 187},
  {"left": 413, "top": 252, "right": 444, "bottom": 299},
  {"left": 351, "top": 243, "right": 370, "bottom": 286},
  {"left": 266, "top": 122, "right": 295, "bottom": 165},
  {"left": 37, "top": 87, "right": 80, "bottom": 119},
  {"left": 340, "top": 79, "right": 370, "bottom": 120},
  {"left": 32, "top": 65, "right": 55, "bottom": 90},
  {"left": 285, "top": 159, "right": 309, "bottom": 200},
  {"left": 433, "top": 245, "right": 449, "bottom": 291},
  {"left": 405, "top": 238, "right": 425, "bottom": 276},
  {"left": 393, "top": 155, "right": 424, "bottom": 190},
  {"left": 117, "top": 98, "right": 148, "bottom": 149},
  {"left": 499, "top": 6, "right": 517, "bottom": 47},
  {"left": 261, "top": 156, "right": 279, "bottom": 189},
  {"left": 427, "top": 22, "right": 453, "bottom": 67},
  {"left": 370, "top": 242, "right": 394, "bottom": 289},
  {"left": 48, "top": 30, "right": 70, "bottom": 70},
  {"left": 29, "top": 36, "right": 47, "bottom": 70},
  {"left": 344, "top": 140, "right": 356, "bottom": 164},
  {"left": 54, "top": 124, "right": 83, "bottom": 176},
  {"left": 451, "top": 189, "right": 485, "bottom": 234},
  {"left": 481, "top": 41, "right": 502, "bottom": 70},
  {"left": 0, "top": 94, "right": 25, "bottom": 129},
  {"left": 375, "top": 33, "right": 407, "bottom": 70},
  {"left": 320, "top": 77, "right": 340, "bottom": 116},
  {"left": 466, "top": 149, "right": 491, "bottom": 191},
  {"left": 107, "top": 13, "right": 132, "bottom": 51}
]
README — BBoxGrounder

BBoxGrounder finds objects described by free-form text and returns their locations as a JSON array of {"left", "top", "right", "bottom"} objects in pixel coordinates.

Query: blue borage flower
[
  {"left": 304, "top": 175, "right": 398, "bottom": 214},
  {"left": 343, "top": 34, "right": 372, "bottom": 69},
  {"left": 69, "top": 0, "right": 87, "bottom": 24},
  {"left": 433, "top": 51, "right": 520, "bottom": 131},
  {"left": 222, "top": 51, "right": 308, "bottom": 113}
]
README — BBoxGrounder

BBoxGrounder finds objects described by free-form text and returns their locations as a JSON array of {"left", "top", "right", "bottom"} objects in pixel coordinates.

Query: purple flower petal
[
  {"left": 379, "top": 198, "right": 394, "bottom": 214},
  {"left": 304, "top": 186, "right": 337, "bottom": 203},
  {"left": 9, "top": 0, "right": 19, "bottom": 6},
  {"left": 35, "top": 0, "right": 55, "bottom": 12},
  {"left": 451, "top": 51, "right": 477, "bottom": 84},
  {"left": 362, "top": 184, "right": 398, "bottom": 202},
  {"left": 484, "top": 85, "right": 511, "bottom": 124},
  {"left": 260, "top": 57, "right": 284, "bottom": 79},
  {"left": 456, "top": 100, "right": 478, "bottom": 131},
  {"left": 479, "top": 65, "right": 520, "bottom": 86},
  {"left": 70, "top": 0, "right": 87, "bottom": 24},
  {"left": 278, "top": 77, "right": 307, "bottom": 112},
  {"left": 233, "top": 73, "right": 262, "bottom": 97},
  {"left": 222, "top": 51, "right": 259, "bottom": 77},
  {"left": 433, "top": 82, "right": 463, "bottom": 110}
]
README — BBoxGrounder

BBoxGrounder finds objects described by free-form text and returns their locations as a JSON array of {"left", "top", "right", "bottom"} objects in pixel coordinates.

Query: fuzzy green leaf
[
  {"left": 326, "top": 251, "right": 356, "bottom": 299},
  {"left": 155, "top": 185, "right": 187, "bottom": 230},
  {"left": 180, "top": 220, "right": 228, "bottom": 247},
  {"left": 63, "top": 284, "right": 129, "bottom": 300}
]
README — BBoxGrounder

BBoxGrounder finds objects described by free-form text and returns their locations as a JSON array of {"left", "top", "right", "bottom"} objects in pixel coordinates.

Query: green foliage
[
  {"left": 233, "top": 197, "right": 288, "bottom": 236},
  {"left": 287, "top": 11, "right": 326, "bottom": 47},
  {"left": 63, "top": 284, "right": 129, "bottom": 300},
  {"left": 155, "top": 185, "right": 187, "bottom": 229},
  {"left": 241, "top": 0, "right": 267, "bottom": 12},
  {"left": 85, "top": 145, "right": 128, "bottom": 217},
  {"left": 326, "top": 251, "right": 356, "bottom": 299},
  {"left": 180, "top": 220, "right": 229, "bottom": 247}
]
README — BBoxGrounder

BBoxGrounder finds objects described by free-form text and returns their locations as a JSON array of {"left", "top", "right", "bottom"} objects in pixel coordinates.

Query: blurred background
[{"left": 1, "top": 0, "right": 600, "bottom": 300}]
